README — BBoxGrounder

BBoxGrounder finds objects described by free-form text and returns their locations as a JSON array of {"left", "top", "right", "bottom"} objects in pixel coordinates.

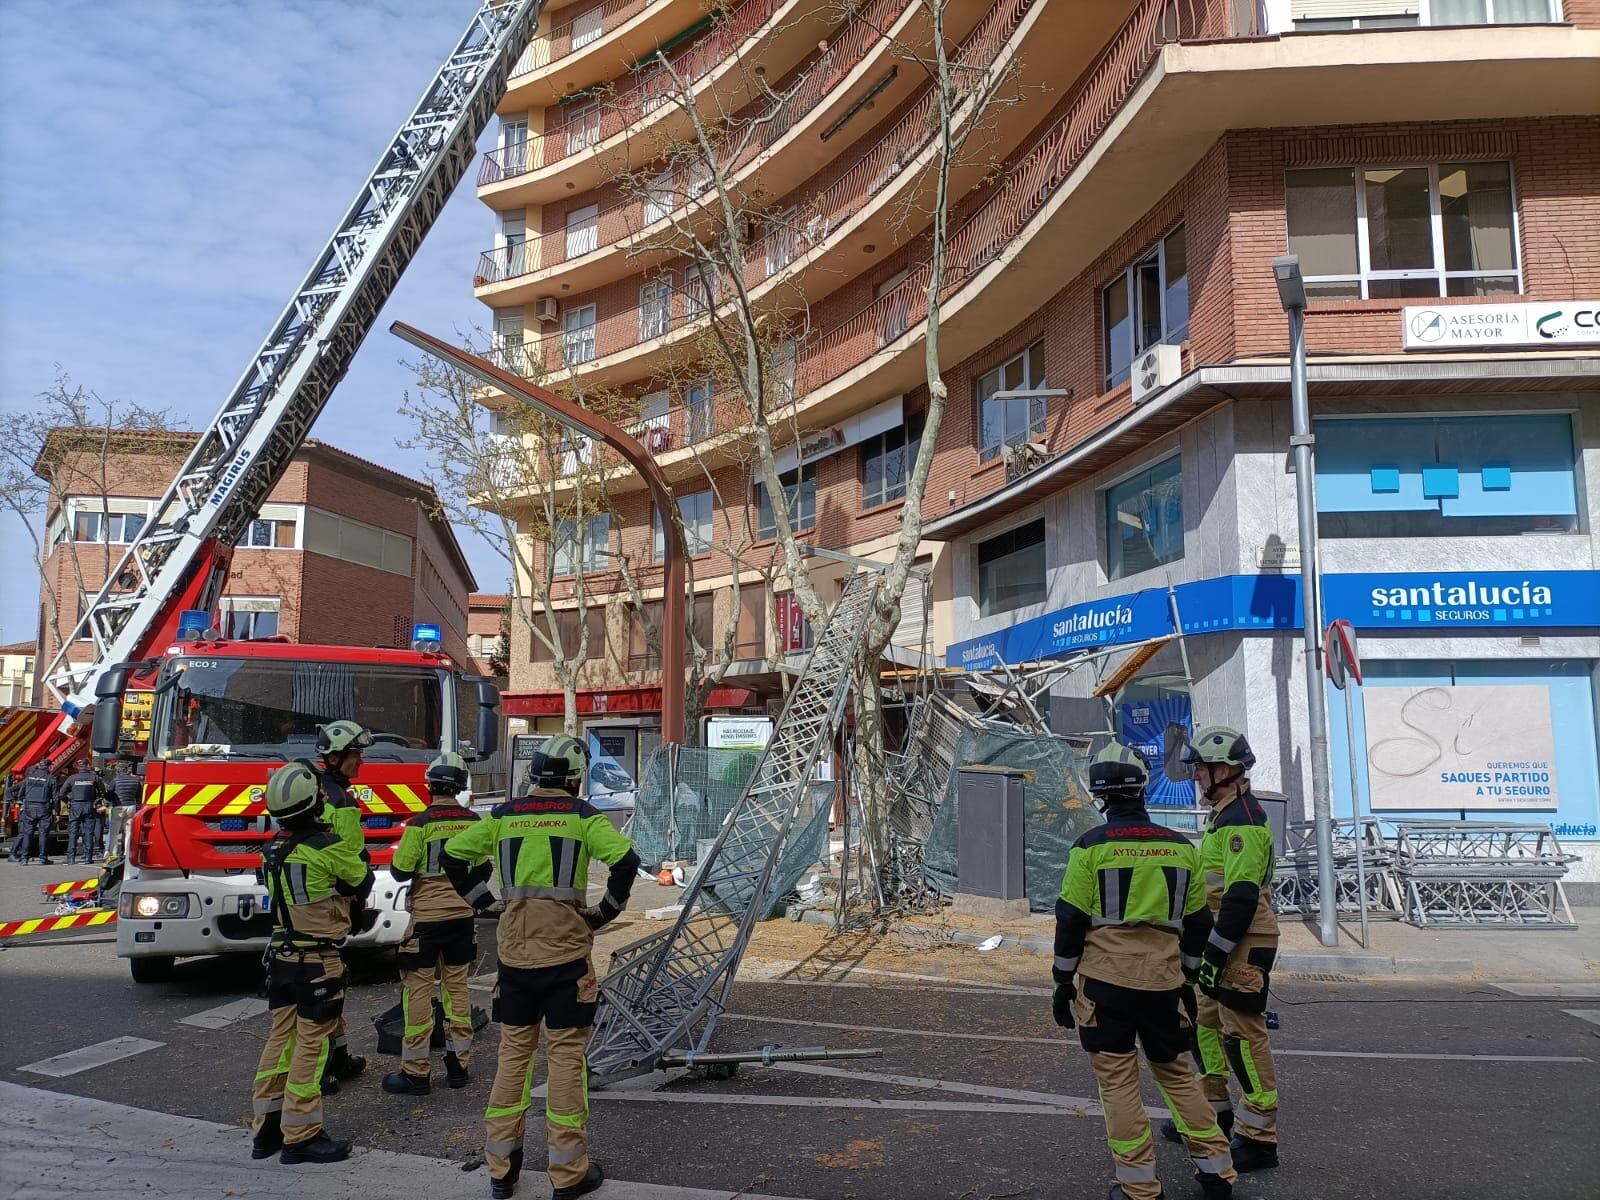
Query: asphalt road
[{"left": 2, "top": 865, "right": 1598, "bottom": 1200}]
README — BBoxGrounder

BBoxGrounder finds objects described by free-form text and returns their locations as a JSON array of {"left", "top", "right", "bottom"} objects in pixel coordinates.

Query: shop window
[
  {"left": 976, "top": 340, "right": 1048, "bottom": 462},
  {"left": 1315, "top": 413, "right": 1578, "bottom": 536},
  {"left": 1103, "top": 226, "right": 1189, "bottom": 388},
  {"left": 862, "top": 414, "right": 924, "bottom": 508},
  {"left": 976, "top": 518, "right": 1047, "bottom": 617},
  {"left": 755, "top": 466, "right": 816, "bottom": 538},
  {"left": 1103, "top": 455, "right": 1184, "bottom": 581},
  {"left": 1286, "top": 162, "right": 1519, "bottom": 300}
]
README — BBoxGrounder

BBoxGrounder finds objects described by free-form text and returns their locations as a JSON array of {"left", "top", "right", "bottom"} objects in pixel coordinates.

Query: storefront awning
[{"left": 502, "top": 685, "right": 756, "bottom": 718}]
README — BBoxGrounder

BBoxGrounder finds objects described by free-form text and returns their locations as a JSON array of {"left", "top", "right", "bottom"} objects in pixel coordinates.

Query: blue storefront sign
[{"left": 946, "top": 570, "right": 1600, "bottom": 669}]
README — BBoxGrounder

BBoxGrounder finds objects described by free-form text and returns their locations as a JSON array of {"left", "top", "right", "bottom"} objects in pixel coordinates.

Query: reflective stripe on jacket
[
  {"left": 392, "top": 804, "right": 482, "bottom": 923},
  {"left": 1200, "top": 786, "right": 1279, "bottom": 957}
]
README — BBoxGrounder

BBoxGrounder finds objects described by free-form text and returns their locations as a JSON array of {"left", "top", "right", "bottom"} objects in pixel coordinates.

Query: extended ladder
[
  {"left": 40, "top": 0, "right": 539, "bottom": 718},
  {"left": 587, "top": 572, "right": 879, "bottom": 1083}
]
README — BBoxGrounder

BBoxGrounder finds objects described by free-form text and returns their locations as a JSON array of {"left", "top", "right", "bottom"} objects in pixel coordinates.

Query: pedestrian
[
  {"left": 443, "top": 734, "right": 641, "bottom": 1200},
  {"left": 59, "top": 757, "right": 104, "bottom": 866},
  {"left": 249, "top": 761, "right": 373, "bottom": 1165},
  {"left": 1159, "top": 725, "right": 1281, "bottom": 1174},
  {"left": 308, "top": 719, "right": 376, "bottom": 1090},
  {"left": 16, "top": 765, "right": 56, "bottom": 865},
  {"left": 1054, "top": 742, "right": 1238, "bottom": 1200},
  {"left": 107, "top": 760, "right": 142, "bottom": 858},
  {"left": 383, "top": 751, "right": 487, "bottom": 1096}
]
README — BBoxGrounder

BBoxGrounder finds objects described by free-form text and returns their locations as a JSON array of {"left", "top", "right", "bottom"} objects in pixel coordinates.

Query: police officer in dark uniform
[
  {"left": 16, "top": 765, "right": 56, "bottom": 865},
  {"left": 60, "top": 758, "right": 105, "bottom": 865},
  {"left": 1054, "top": 742, "right": 1238, "bottom": 1200}
]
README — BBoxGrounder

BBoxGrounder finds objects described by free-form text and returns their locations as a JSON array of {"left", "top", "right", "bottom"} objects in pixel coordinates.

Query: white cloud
[{"left": 0, "top": 0, "right": 510, "bottom": 641}]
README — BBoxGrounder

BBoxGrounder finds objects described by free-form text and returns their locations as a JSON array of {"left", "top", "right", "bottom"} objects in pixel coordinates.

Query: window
[
  {"left": 499, "top": 211, "right": 528, "bottom": 276},
  {"left": 877, "top": 268, "right": 911, "bottom": 346},
  {"left": 629, "top": 599, "right": 662, "bottom": 669},
  {"left": 565, "top": 101, "right": 600, "bottom": 155},
  {"left": 655, "top": 490, "right": 714, "bottom": 559},
  {"left": 976, "top": 340, "right": 1048, "bottom": 463},
  {"left": 686, "top": 379, "right": 714, "bottom": 442},
  {"left": 735, "top": 585, "right": 766, "bottom": 659},
  {"left": 766, "top": 208, "right": 797, "bottom": 275},
  {"left": 304, "top": 508, "right": 413, "bottom": 576},
  {"left": 499, "top": 118, "right": 528, "bottom": 173},
  {"left": 638, "top": 65, "right": 669, "bottom": 114},
  {"left": 1286, "top": 162, "right": 1519, "bottom": 299},
  {"left": 756, "top": 466, "right": 817, "bottom": 538},
  {"left": 565, "top": 204, "right": 598, "bottom": 259},
  {"left": 862, "top": 413, "right": 924, "bottom": 508},
  {"left": 1103, "top": 226, "right": 1188, "bottom": 388},
  {"left": 73, "top": 508, "right": 146, "bottom": 544},
  {"left": 1315, "top": 413, "right": 1579, "bottom": 536},
  {"left": 1103, "top": 456, "right": 1184, "bottom": 581},
  {"left": 553, "top": 513, "right": 611, "bottom": 575},
  {"left": 1426, "top": 0, "right": 1560, "bottom": 23},
  {"left": 569, "top": 3, "right": 604, "bottom": 48},
  {"left": 243, "top": 517, "right": 294, "bottom": 548},
  {"left": 684, "top": 263, "right": 716, "bottom": 318},
  {"left": 220, "top": 597, "right": 281, "bottom": 641},
  {"left": 771, "top": 338, "right": 797, "bottom": 406},
  {"left": 562, "top": 303, "right": 597, "bottom": 365},
  {"left": 645, "top": 171, "right": 673, "bottom": 223},
  {"left": 977, "top": 519, "right": 1047, "bottom": 617},
  {"left": 532, "top": 606, "right": 607, "bottom": 663},
  {"left": 493, "top": 309, "right": 525, "bottom": 369},
  {"left": 640, "top": 277, "right": 673, "bottom": 339},
  {"left": 1294, "top": 14, "right": 1420, "bottom": 29}
]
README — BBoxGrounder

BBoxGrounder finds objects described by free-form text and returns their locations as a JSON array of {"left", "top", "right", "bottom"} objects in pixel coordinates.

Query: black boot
[
  {"left": 382, "top": 1070, "right": 430, "bottom": 1096},
  {"left": 1161, "top": 1109, "right": 1233, "bottom": 1144},
  {"left": 489, "top": 1147, "right": 523, "bottom": 1198},
  {"left": 552, "top": 1163, "right": 605, "bottom": 1200},
  {"left": 250, "top": 1114, "right": 283, "bottom": 1160},
  {"left": 1195, "top": 1170, "right": 1233, "bottom": 1198},
  {"left": 1106, "top": 1185, "right": 1162, "bottom": 1200},
  {"left": 328, "top": 1045, "right": 366, "bottom": 1080},
  {"left": 1229, "top": 1134, "right": 1279, "bottom": 1173},
  {"left": 445, "top": 1052, "right": 470, "bottom": 1089},
  {"left": 279, "top": 1132, "right": 353, "bottom": 1164}
]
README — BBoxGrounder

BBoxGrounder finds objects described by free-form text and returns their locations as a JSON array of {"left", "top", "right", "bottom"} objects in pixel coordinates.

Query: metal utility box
[{"left": 956, "top": 767, "right": 1027, "bottom": 904}]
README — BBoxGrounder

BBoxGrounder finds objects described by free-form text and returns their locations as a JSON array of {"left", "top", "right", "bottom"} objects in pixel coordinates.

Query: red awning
[{"left": 501, "top": 685, "right": 756, "bottom": 718}]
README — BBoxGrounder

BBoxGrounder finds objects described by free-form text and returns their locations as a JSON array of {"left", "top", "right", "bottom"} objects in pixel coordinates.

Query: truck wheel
[{"left": 129, "top": 956, "right": 176, "bottom": 984}]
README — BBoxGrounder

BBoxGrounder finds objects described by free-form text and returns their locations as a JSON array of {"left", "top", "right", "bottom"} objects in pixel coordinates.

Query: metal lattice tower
[
  {"left": 42, "top": 0, "right": 540, "bottom": 717},
  {"left": 587, "top": 572, "right": 879, "bottom": 1084}
]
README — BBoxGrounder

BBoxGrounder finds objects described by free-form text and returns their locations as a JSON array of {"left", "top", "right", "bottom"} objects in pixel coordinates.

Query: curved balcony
[
  {"left": 503, "top": 0, "right": 705, "bottom": 106},
  {"left": 478, "top": 0, "right": 826, "bottom": 206},
  {"left": 474, "top": 0, "right": 1036, "bottom": 303}
]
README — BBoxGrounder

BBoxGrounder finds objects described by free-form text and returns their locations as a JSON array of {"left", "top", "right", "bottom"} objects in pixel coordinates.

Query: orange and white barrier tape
[{"left": 0, "top": 909, "right": 116, "bottom": 938}]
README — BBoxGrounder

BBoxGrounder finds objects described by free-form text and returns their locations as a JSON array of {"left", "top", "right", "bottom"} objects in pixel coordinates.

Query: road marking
[
  {"left": 1562, "top": 1009, "right": 1600, "bottom": 1028},
  {"left": 1496, "top": 982, "right": 1600, "bottom": 998},
  {"left": 177, "top": 997, "right": 268, "bottom": 1029},
  {"left": 742, "top": 960, "right": 1044, "bottom": 994},
  {"left": 770, "top": 1061, "right": 1088, "bottom": 1108},
  {"left": 19, "top": 1036, "right": 164, "bottom": 1078},
  {"left": 724, "top": 1013, "right": 1591, "bottom": 1064},
  {"left": 597, "top": 1091, "right": 1094, "bottom": 1117}
]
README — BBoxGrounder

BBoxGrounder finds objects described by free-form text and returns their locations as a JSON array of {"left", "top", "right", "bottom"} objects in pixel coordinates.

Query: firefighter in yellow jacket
[
  {"left": 249, "top": 762, "right": 373, "bottom": 1165},
  {"left": 1160, "top": 725, "right": 1281, "bottom": 1173},
  {"left": 384, "top": 752, "right": 489, "bottom": 1095},
  {"left": 1055, "top": 742, "right": 1237, "bottom": 1200},
  {"left": 443, "top": 734, "right": 641, "bottom": 1200}
]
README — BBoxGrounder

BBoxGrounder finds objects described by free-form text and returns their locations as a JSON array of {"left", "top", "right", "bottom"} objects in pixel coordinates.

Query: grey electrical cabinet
[{"left": 956, "top": 767, "right": 1027, "bottom": 902}]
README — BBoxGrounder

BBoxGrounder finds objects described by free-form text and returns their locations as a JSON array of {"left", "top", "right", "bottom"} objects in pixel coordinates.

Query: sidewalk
[{"left": 790, "top": 902, "right": 1600, "bottom": 983}]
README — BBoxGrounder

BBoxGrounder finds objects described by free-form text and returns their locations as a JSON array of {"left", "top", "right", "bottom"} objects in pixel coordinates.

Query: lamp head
[{"left": 1273, "top": 254, "right": 1307, "bottom": 312}]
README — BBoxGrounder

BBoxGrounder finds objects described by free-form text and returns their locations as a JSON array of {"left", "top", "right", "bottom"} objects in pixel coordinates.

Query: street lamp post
[
  {"left": 390, "top": 321, "right": 688, "bottom": 746},
  {"left": 1272, "top": 254, "right": 1339, "bottom": 948}
]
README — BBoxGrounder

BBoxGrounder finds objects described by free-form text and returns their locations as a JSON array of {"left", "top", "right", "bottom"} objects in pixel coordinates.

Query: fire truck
[{"left": 10, "top": 0, "right": 540, "bottom": 980}]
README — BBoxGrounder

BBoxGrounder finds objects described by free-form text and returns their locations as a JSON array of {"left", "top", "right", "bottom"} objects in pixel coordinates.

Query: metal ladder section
[
  {"left": 587, "top": 572, "right": 879, "bottom": 1083},
  {"left": 41, "top": 0, "right": 540, "bottom": 716}
]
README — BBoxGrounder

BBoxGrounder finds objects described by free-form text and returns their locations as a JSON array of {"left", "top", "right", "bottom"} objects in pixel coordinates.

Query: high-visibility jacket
[
  {"left": 1054, "top": 810, "right": 1213, "bottom": 991},
  {"left": 391, "top": 802, "right": 483, "bottom": 924},
  {"left": 1200, "top": 784, "right": 1279, "bottom": 961},
  {"left": 262, "top": 826, "right": 373, "bottom": 948},
  {"left": 443, "top": 787, "right": 641, "bottom": 969},
  {"left": 314, "top": 768, "right": 365, "bottom": 854}
]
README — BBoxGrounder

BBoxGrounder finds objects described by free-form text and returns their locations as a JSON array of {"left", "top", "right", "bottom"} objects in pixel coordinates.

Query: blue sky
[{"left": 0, "top": 0, "right": 509, "bottom": 645}]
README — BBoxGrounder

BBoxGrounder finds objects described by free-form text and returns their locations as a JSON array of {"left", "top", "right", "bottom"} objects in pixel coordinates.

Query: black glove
[
  {"left": 474, "top": 900, "right": 502, "bottom": 921},
  {"left": 1196, "top": 944, "right": 1228, "bottom": 996},
  {"left": 1052, "top": 979, "right": 1076, "bottom": 1030},
  {"left": 578, "top": 905, "right": 607, "bottom": 931}
]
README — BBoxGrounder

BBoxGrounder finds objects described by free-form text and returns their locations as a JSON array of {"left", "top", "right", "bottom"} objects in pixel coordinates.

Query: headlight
[
  {"left": 123, "top": 893, "right": 191, "bottom": 919},
  {"left": 135, "top": 895, "right": 161, "bottom": 918}
]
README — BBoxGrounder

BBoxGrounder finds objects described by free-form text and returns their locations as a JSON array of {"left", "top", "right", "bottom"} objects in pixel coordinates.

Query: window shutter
[{"left": 1292, "top": 0, "right": 1417, "bottom": 14}]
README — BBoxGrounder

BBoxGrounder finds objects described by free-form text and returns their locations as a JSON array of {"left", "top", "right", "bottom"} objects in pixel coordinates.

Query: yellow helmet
[{"left": 265, "top": 762, "right": 321, "bottom": 822}]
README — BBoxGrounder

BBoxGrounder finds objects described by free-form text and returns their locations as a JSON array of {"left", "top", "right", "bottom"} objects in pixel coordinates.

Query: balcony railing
[
  {"left": 475, "top": 0, "right": 1029, "bottom": 290},
  {"left": 510, "top": 0, "right": 660, "bottom": 79},
  {"left": 479, "top": 0, "right": 789, "bottom": 185},
  {"left": 496, "top": 0, "right": 1256, "bottom": 474}
]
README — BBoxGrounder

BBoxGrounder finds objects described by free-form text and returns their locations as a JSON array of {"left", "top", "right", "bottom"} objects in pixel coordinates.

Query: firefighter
[
  {"left": 1158, "top": 725, "right": 1280, "bottom": 1174},
  {"left": 15, "top": 766, "right": 54, "bottom": 864},
  {"left": 60, "top": 758, "right": 105, "bottom": 865},
  {"left": 310, "top": 719, "right": 375, "bottom": 1088},
  {"left": 1054, "top": 742, "right": 1237, "bottom": 1200},
  {"left": 383, "top": 751, "right": 488, "bottom": 1095},
  {"left": 249, "top": 762, "right": 373, "bottom": 1165},
  {"left": 443, "top": 734, "right": 641, "bottom": 1200}
]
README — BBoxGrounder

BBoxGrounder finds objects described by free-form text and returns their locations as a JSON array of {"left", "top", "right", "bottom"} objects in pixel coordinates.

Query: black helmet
[
  {"left": 426, "top": 752, "right": 470, "bottom": 796},
  {"left": 527, "top": 734, "right": 587, "bottom": 789},
  {"left": 1089, "top": 742, "right": 1150, "bottom": 798},
  {"left": 1181, "top": 724, "right": 1256, "bottom": 770}
]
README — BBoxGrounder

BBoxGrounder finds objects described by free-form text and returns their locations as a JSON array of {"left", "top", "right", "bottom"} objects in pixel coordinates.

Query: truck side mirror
[
  {"left": 90, "top": 666, "right": 131, "bottom": 756},
  {"left": 474, "top": 678, "right": 501, "bottom": 761}
]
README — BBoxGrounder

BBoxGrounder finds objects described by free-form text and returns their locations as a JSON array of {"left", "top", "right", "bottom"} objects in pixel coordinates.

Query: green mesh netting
[
  {"left": 921, "top": 731, "right": 1099, "bottom": 912},
  {"left": 630, "top": 747, "right": 834, "bottom": 917}
]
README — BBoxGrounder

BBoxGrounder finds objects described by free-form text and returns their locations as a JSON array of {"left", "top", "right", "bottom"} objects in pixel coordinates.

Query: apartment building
[
  {"left": 0, "top": 643, "right": 35, "bottom": 708},
  {"left": 34, "top": 433, "right": 478, "bottom": 695},
  {"left": 468, "top": 591, "right": 511, "bottom": 681},
  {"left": 473, "top": 0, "right": 1600, "bottom": 874}
]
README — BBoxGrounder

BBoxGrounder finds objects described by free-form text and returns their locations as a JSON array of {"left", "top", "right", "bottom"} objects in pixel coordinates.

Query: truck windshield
[{"left": 152, "top": 658, "right": 445, "bottom": 763}]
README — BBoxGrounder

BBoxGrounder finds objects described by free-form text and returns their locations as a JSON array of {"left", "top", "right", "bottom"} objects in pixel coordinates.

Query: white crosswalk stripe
[{"left": 19, "top": 1037, "right": 164, "bottom": 1078}]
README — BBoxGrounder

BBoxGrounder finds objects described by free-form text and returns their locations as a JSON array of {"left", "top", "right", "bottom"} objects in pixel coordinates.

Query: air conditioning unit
[
  {"left": 1131, "top": 343, "right": 1182, "bottom": 405},
  {"left": 534, "top": 296, "right": 560, "bottom": 324}
]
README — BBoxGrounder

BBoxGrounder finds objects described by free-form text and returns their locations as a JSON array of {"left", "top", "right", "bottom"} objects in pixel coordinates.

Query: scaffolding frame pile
[{"left": 585, "top": 573, "right": 879, "bottom": 1084}]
